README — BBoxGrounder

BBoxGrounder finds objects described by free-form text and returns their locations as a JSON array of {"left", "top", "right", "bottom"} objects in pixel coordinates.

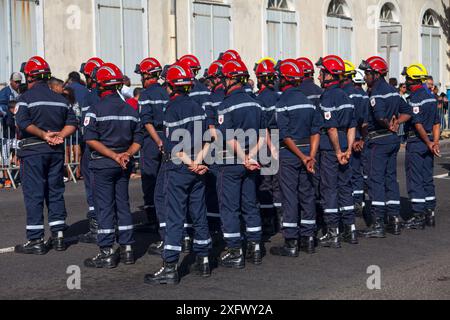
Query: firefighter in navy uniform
[
  {"left": 359, "top": 56, "right": 403, "bottom": 238},
  {"left": 144, "top": 63, "right": 212, "bottom": 285},
  {"left": 219, "top": 50, "right": 256, "bottom": 98},
  {"left": 316, "top": 55, "right": 358, "bottom": 248},
  {"left": 216, "top": 60, "right": 266, "bottom": 269},
  {"left": 15, "top": 56, "right": 77, "bottom": 255},
  {"left": 342, "top": 61, "right": 369, "bottom": 215},
  {"left": 203, "top": 60, "right": 226, "bottom": 233},
  {"left": 402, "top": 64, "right": 440, "bottom": 229},
  {"left": 78, "top": 57, "right": 104, "bottom": 244},
  {"left": 83, "top": 63, "right": 143, "bottom": 268},
  {"left": 269, "top": 59, "right": 323, "bottom": 257},
  {"left": 253, "top": 57, "right": 281, "bottom": 236},
  {"left": 176, "top": 54, "right": 213, "bottom": 252},
  {"left": 135, "top": 58, "right": 169, "bottom": 256}
]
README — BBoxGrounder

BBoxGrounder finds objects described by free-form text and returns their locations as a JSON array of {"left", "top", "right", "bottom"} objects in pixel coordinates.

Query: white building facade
[{"left": 0, "top": 0, "right": 449, "bottom": 90}]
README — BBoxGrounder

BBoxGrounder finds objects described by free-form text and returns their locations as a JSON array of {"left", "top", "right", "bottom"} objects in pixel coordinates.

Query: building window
[
  {"left": 326, "top": 0, "right": 352, "bottom": 60},
  {"left": 377, "top": 2, "right": 401, "bottom": 80},
  {"left": 266, "top": 0, "right": 297, "bottom": 61},
  {"left": 193, "top": 1, "right": 231, "bottom": 70},
  {"left": 421, "top": 9, "right": 441, "bottom": 84},
  {"left": 95, "top": 0, "right": 148, "bottom": 85},
  {"left": 0, "top": 0, "right": 41, "bottom": 85}
]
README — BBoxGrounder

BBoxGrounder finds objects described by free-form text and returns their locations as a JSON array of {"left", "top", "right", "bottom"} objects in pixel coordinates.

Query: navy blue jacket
[
  {"left": 164, "top": 93, "right": 207, "bottom": 167},
  {"left": 84, "top": 92, "right": 143, "bottom": 169},
  {"left": 341, "top": 81, "right": 369, "bottom": 139},
  {"left": 276, "top": 87, "right": 323, "bottom": 157},
  {"left": 67, "top": 82, "right": 89, "bottom": 107},
  {"left": 319, "top": 84, "right": 356, "bottom": 151},
  {"left": 367, "top": 78, "right": 403, "bottom": 144},
  {"left": 16, "top": 82, "right": 77, "bottom": 157},
  {"left": 80, "top": 88, "right": 100, "bottom": 123},
  {"left": 217, "top": 87, "right": 265, "bottom": 161},
  {"left": 208, "top": 87, "right": 225, "bottom": 127},
  {"left": 256, "top": 87, "right": 279, "bottom": 130},
  {"left": 139, "top": 83, "right": 169, "bottom": 138},
  {"left": 298, "top": 78, "right": 323, "bottom": 109},
  {"left": 406, "top": 87, "right": 440, "bottom": 152},
  {"left": 0, "top": 85, "right": 19, "bottom": 117}
]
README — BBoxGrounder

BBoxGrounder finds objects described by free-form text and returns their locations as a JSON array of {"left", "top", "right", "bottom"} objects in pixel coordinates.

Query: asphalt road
[{"left": 2, "top": 143, "right": 450, "bottom": 300}]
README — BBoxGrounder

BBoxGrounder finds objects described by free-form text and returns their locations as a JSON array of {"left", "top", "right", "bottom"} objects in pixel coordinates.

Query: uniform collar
[
  {"left": 226, "top": 86, "right": 245, "bottom": 97},
  {"left": 302, "top": 77, "right": 315, "bottom": 84},
  {"left": 325, "top": 83, "right": 340, "bottom": 91},
  {"left": 342, "top": 81, "right": 354, "bottom": 90},
  {"left": 371, "top": 77, "right": 386, "bottom": 92}
]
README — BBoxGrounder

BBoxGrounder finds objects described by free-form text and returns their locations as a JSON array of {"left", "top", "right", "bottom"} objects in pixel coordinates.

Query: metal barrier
[
  {"left": 0, "top": 117, "right": 20, "bottom": 189},
  {"left": 64, "top": 129, "right": 82, "bottom": 184}
]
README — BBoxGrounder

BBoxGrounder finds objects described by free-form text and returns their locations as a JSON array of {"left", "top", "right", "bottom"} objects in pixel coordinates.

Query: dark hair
[
  {"left": 8, "top": 100, "right": 17, "bottom": 109},
  {"left": 49, "top": 77, "right": 64, "bottom": 86},
  {"left": 68, "top": 71, "right": 82, "bottom": 84},
  {"left": 440, "top": 93, "right": 447, "bottom": 98},
  {"left": 63, "top": 87, "right": 76, "bottom": 105},
  {"left": 428, "top": 76, "right": 434, "bottom": 81},
  {"left": 133, "top": 87, "right": 142, "bottom": 97},
  {"left": 389, "top": 78, "right": 398, "bottom": 87}
]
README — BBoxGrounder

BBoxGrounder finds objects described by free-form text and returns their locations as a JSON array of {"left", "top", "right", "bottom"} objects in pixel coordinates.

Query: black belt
[
  {"left": 367, "top": 129, "right": 393, "bottom": 140},
  {"left": 407, "top": 131, "right": 432, "bottom": 140},
  {"left": 90, "top": 147, "right": 129, "bottom": 160},
  {"left": 280, "top": 138, "right": 310, "bottom": 150},
  {"left": 19, "top": 137, "right": 47, "bottom": 149},
  {"left": 320, "top": 128, "right": 348, "bottom": 135}
]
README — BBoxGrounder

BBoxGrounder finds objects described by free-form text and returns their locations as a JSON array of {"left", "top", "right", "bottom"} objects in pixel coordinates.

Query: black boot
[
  {"left": 182, "top": 237, "right": 192, "bottom": 254},
  {"left": 245, "top": 242, "right": 262, "bottom": 265},
  {"left": 79, "top": 218, "right": 98, "bottom": 244},
  {"left": 319, "top": 228, "right": 341, "bottom": 248},
  {"left": 84, "top": 247, "right": 119, "bottom": 269},
  {"left": 386, "top": 216, "right": 402, "bottom": 235},
  {"left": 343, "top": 225, "right": 358, "bottom": 244},
  {"left": 49, "top": 231, "right": 67, "bottom": 251},
  {"left": 193, "top": 256, "right": 211, "bottom": 278},
  {"left": 148, "top": 241, "right": 164, "bottom": 256},
  {"left": 219, "top": 248, "right": 245, "bottom": 269},
  {"left": 144, "top": 262, "right": 179, "bottom": 285},
  {"left": 300, "top": 236, "right": 316, "bottom": 254},
  {"left": 360, "top": 218, "right": 386, "bottom": 238},
  {"left": 119, "top": 245, "right": 135, "bottom": 265},
  {"left": 270, "top": 239, "right": 299, "bottom": 257},
  {"left": 425, "top": 209, "right": 436, "bottom": 227},
  {"left": 404, "top": 214, "right": 426, "bottom": 230},
  {"left": 15, "top": 238, "right": 48, "bottom": 255},
  {"left": 145, "top": 207, "right": 158, "bottom": 228}
]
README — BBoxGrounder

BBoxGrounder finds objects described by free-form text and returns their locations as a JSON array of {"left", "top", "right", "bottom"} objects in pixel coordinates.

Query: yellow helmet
[
  {"left": 256, "top": 57, "right": 276, "bottom": 65},
  {"left": 402, "top": 63, "right": 428, "bottom": 82},
  {"left": 344, "top": 60, "right": 357, "bottom": 77}
]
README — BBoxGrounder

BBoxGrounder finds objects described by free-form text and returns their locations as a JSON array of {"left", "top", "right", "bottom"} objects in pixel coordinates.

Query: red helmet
[
  {"left": 254, "top": 59, "right": 276, "bottom": 77},
  {"left": 206, "top": 60, "right": 225, "bottom": 79},
  {"left": 276, "top": 59, "right": 304, "bottom": 80},
  {"left": 219, "top": 50, "right": 241, "bottom": 62},
  {"left": 296, "top": 57, "right": 315, "bottom": 76},
  {"left": 80, "top": 57, "right": 104, "bottom": 77},
  {"left": 359, "top": 56, "right": 389, "bottom": 75},
  {"left": 221, "top": 60, "right": 249, "bottom": 79},
  {"left": 315, "top": 55, "right": 346, "bottom": 76},
  {"left": 166, "top": 63, "right": 194, "bottom": 87},
  {"left": 135, "top": 57, "right": 162, "bottom": 75},
  {"left": 93, "top": 63, "right": 124, "bottom": 88},
  {"left": 178, "top": 54, "right": 201, "bottom": 72},
  {"left": 21, "top": 56, "right": 51, "bottom": 78}
]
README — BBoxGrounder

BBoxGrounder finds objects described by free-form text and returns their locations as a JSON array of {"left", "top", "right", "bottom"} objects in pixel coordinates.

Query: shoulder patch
[
  {"left": 14, "top": 104, "right": 19, "bottom": 114},
  {"left": 166, "top": 127, "right": 170, "bottom": 138},
  {"left": 218, "top": 115, "right": 224, "bottom": 125},
  {"left": 324, "top": 111, "right": 332, "bottom": 121},
  {"left": 84, "top": 117, "right": 90, "bottom": 127},
  {"left": 413, "top": 106, "right": 420, "bottom": 115},
  {"left": 370, "top": 98, "right": 376, "bottom": 107}
]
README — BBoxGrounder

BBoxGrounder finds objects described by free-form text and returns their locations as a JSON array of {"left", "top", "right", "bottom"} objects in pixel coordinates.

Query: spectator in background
[
  {"left": 0, "top": 72, "right": 22, "bottom": 117},
  {"left": 0, "top": 100, "right": 18, "bottom": 189},
  {"left": 121, "top": 75, "right": 134, "bottom": 99},
  {"left": 49, "top": 77, "right": 65, "bottom": 94},
  {"left": 126, "top": 87, "right": 142, "bottom": 111},
  {"left": 65, "top": 71, "right": 89, "bottom": 106},
  {"left": 399, "top": 83, "right": 408, "bottom": 101},
  {"left": 389, "top": 77, "right": 398, "bottom": 88}
]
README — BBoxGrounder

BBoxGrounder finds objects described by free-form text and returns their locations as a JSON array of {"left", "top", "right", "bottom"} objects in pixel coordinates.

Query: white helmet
[{"left": 353, "top": 69, "right": 365, "bottom": 84}]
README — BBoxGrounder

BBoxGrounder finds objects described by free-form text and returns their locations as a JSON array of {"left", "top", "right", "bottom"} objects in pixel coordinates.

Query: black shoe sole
[
  {"left": 15, "top": 249, "right": 48, "bottom": 255},
  {"left": 363, "top": 234, "right": 386, "bottom": 238},
  {"left": 219, "top": 263, "right": 245, "bottom": 269},
  {"left": 319, "top": 242, "right": 341, "bottom": 248},
  {"left": 144, "top": 277, "right": 179, "bottom": 285},
  {"left": 269, "top": 249, "right": 299, "bottom": 257}
]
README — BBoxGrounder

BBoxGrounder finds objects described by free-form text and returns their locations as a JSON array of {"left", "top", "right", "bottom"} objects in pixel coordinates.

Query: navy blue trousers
[
  {"left": 154, "top": 161, "right": 169, "bottom": 239},
  {"left": 320, "top": 150, "right": 355, "bottom": 228},
  {"left": 406, "top": 142, "right": 436, "bottom": 214},
  {"left": 350, "top": 149, "right": 365, "bottom": 204},
  {"left": 163, "top": 165, "right": 211, "bottom": 263},
  {"left": 279, "top": 155, "right": 316, "bottom": 239},
  {"left": 92, "top": 166, "right": 134, "bottom": 248},
  {"left": 81, "top": 146, "right": 95, "bottom": 219},
  {"left": 140, "top": 136, "right": 162, "bottom": 214},
  {"left": 21, "top": 154, "right": 67, "bottom": 240},
  {"left": 367, "top": 142, "right": 401, "bottom": 218},
  {"left": 217, "top": 165, "right": 262, "bottom": 248}
]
